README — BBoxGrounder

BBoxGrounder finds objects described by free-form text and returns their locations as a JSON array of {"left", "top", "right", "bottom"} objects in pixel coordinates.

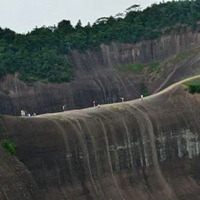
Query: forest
[{"left": 0, "top": 0, "right": 200, "bottom": 82}]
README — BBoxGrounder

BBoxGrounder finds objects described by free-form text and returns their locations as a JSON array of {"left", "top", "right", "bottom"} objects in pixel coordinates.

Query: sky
[{"left": 0, "top": 0, "right": 164, "bottom": 34}]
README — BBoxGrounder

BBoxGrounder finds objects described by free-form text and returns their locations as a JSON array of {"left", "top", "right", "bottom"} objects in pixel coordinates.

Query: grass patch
[
  {"left": 109, "top": 105, "right": 120, "bottom": 111},
  {"left": 149, "top": 61, "right": 160, "bottom": 71},
  {"left": 173, "top": 49, "right": 196, "bottom": 64},
  {"left": 116, "top": 63, "right": 145, "bottom": 73},
  {"left": 1, "top": 139, "right": 16, "bottom": 155},
  {"left": 117, "top": 62, "right": 160, "bottom": 75}
]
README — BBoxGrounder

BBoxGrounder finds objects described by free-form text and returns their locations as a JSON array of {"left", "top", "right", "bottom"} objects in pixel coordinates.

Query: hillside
[
  {"left": 1, "top": 28, "right": 200, "bottom": 115},
  {"left": 0, "top": 0, "right": 200, "bottom": 83},
  {"left": 1, "top": 76, "right": 200, "bottom": 199},
  {"left": 0, "top": 148, "right": 42, "bottom": 199},
  {"left": 1, "top": 0, "right": 200, "bottom": 115},
  {"left": 1, "top": 1, "right": 200, "bottom": 199}
]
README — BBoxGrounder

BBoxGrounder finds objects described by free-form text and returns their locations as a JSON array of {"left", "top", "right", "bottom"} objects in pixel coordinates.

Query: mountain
[
  {"left": 1, "top": 28, "right": 200, "bottom": 115},
  {"left": 1, "top": 2, "right": 200, "bottom": 198},
  {"left": 1, "top": 0, "right": 200, "bottom": 115},
  {"left": 1, "top": 76, "right": 200, "bottom": 199}
]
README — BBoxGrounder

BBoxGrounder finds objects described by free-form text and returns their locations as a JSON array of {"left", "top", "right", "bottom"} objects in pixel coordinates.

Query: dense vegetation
[
  {"left": 1, "top": 0, "right": 200, "bottom": 82},
  {"left": 184, "top": 77, "right": 200, "bottom": 94},
  {"left": 188, "top": 84, "right": 200, "bottom": 93}
]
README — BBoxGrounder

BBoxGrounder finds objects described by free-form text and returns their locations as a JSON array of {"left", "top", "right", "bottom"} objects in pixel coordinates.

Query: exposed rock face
[
  {"left": 1, "top": 30, "right": 200, "bottom": 115},
  {"left": 0, "top": 71, "right": 142, "bottom": 115},
  {"left": 69, "top": 29, "right": 200, "bottom": 70},
  {"left": 1, "top": 78, "right": 200, "bottom": 199},
  {"left": 0, "top": 148, "right": 43, "bottom": 200}
]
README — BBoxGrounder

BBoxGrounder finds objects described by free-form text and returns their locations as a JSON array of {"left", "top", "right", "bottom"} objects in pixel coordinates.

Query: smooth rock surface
[{"left": 0, "top": 77, "right": 200, "bottom": 199}]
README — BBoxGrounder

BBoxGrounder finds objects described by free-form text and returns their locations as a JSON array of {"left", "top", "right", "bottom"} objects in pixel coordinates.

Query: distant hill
[{"left": 0, "top": 0, "right": 200, "bottom": 82}]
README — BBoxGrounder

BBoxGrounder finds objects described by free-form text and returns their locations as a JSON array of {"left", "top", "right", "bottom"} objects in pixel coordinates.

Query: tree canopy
[{"left": 0, "top": 0, "right": 200, "bottom": 82}]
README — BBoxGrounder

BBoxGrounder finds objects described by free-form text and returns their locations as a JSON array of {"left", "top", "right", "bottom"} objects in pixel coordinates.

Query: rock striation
[
  {"left": 0, "top": 76, "right": 200, "bottom": 199},
  {"left": 1, "top": 30, "right": 200, "bottom": 115},
  {"left": 0, "top": 148, "right": 43, "bottom": 200}
]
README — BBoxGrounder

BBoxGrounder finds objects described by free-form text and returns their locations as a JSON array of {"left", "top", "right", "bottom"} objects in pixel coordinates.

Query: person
[
  {"left": 62, "top": 105, "right": 66, "bottom": 111},
  {"left": 93, "top": 100, "right": 96, "bottom": 107},
  {"left": 120, "top": 97, "right": 124, "bottom": 102},
  {"left": 28, "top": 113, "right": 31, "bottom": 117},
  {"left": 21, "top": 109, "right": 25, "bottom": 117},
  {"left": 141, "top": 95, "right": 144, "bottom": 100},
  {"left": 33, "top": 113, "right": 36, "bottom": 116}
]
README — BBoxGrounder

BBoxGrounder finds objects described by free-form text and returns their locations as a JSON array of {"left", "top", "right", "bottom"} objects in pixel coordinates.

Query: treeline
[
  {"left": 0, "top": 28, "right": 74, "bottom": 82},
  {"left": 0, "top": 0, "right": 200, "bottom": 82}
]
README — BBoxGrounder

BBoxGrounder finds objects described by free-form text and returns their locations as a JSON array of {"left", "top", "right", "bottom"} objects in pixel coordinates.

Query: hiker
[
  {"left": 21, "top": 109, "right": 25, "bottom": 117},
  {"left": 62, "top": 104, "right": 66, "bottom": 111},
  {"left": 141, "top": 95, "right": 144, "bottom": 100},
  {"left": 120, "top": 97, "right": 124, "bottom": 102},
  {"left": 93, "top": 100, "right": 96, "bottom": 107}
]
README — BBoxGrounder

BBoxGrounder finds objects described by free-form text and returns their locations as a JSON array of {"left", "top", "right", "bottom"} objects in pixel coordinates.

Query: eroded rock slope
[
  {"left": 1, "top": 30, "right": 200, "bottom": 115},
  {"left": 0, "top": 148, "right": 43, "bottom": 200},
  {"left": 0, "top": 76, "right": 200, "bottom": 199}
]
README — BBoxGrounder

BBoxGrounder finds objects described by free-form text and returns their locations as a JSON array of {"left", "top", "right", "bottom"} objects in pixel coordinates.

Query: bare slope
[
  {"left": 0, "top": 148, "right": 43, "bottom": 200},
  {"left": 1, "top": 76, "right": 200, "bottom": 199}
]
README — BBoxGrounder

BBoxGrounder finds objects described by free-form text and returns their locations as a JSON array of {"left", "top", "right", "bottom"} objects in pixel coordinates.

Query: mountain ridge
[{"left": 1, "top": 75, "right": 200, "bottom": 199}]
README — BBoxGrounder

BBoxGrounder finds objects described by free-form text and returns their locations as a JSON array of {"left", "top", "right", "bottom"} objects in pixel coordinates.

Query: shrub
[
  {"left": 142, "top": 88, "right": 149, "bottom": 97},
  {"left": 141, "top": 84, "right": 149, "bottom": 97},
  {"left": 188, "top": 84, "right": 200, "bottom": 94},
  {"left": 1, "top": 139, "right": 16, "bottom": 155}
]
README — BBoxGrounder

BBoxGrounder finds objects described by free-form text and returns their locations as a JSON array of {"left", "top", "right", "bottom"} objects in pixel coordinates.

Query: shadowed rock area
[
  {"left": 1, "top": 76, "right": 200, "bottom": 199},
  {"left": 0, "top": 148, "right": 43, "bottom": 200}
]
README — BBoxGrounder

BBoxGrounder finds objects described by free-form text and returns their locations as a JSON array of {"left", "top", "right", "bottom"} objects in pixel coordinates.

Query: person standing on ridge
[{"left": 21, "top": 109, "right": 25, "bottom": 117}]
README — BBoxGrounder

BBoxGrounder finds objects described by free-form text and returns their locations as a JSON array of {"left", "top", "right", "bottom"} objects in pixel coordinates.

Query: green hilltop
[{"left": 0, "top": 0, "right": 200, "bottom": 82}]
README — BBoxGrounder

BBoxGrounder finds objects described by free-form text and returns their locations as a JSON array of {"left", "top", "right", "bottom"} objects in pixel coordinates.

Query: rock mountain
[
  {"left": 1, "top": 29, "right": 200, "bottom": 116},
  {"left": 1, "top": 29, "right": 200, "bottom": 199}
]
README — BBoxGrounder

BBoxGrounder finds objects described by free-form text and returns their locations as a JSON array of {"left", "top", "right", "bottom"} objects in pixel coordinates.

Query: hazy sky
[{"left": 0, "top": 0, "right": 164, "bottom": 33}]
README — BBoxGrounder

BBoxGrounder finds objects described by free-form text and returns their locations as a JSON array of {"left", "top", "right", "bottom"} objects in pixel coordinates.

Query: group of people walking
[
  {"left": 20, "top": 109, "right": 36, "bottom": 117},
  {"left": 20, "top": 95, "right": 144, "bottom": 116}
]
